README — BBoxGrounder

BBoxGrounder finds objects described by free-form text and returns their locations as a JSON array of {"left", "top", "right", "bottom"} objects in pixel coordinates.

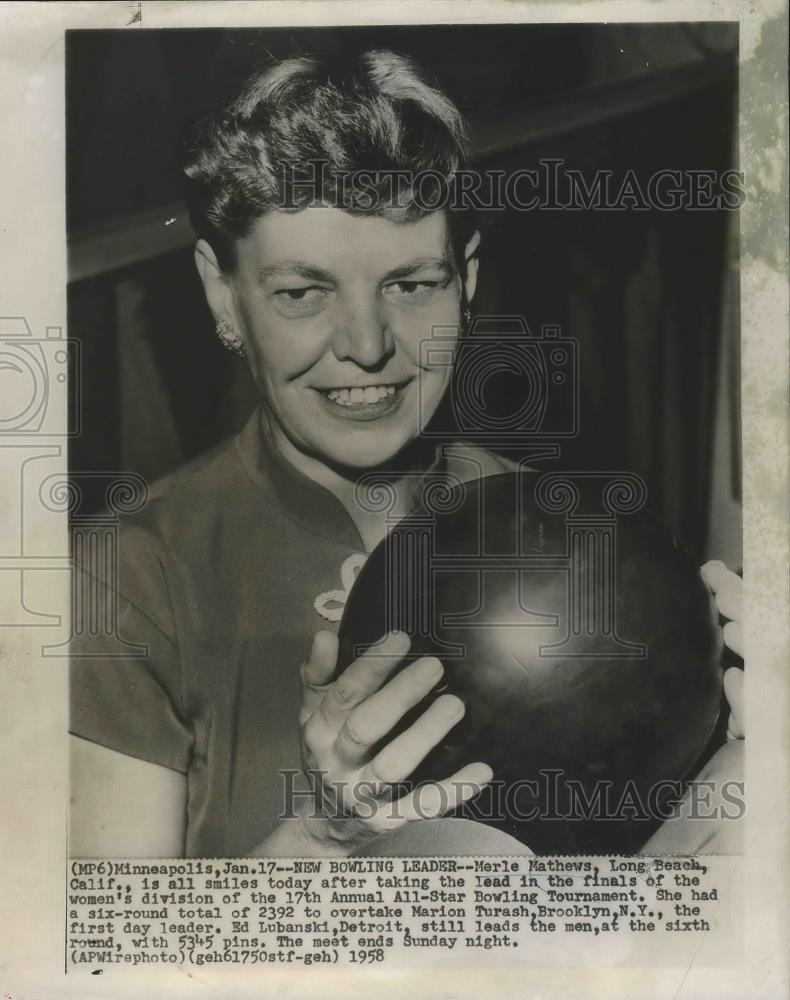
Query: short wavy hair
[{"left": 180, "top": 49, "right": 476, "bottom": 271}]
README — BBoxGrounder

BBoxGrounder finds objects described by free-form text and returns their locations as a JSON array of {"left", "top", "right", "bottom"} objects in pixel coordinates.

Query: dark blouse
[{"left": 69, "top": 410, "right": 513, "bottom": 856}]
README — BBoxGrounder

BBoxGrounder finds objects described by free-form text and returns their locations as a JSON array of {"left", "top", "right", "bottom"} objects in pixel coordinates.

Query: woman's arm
[{"left": 69, "top": 736, "right": 187, "bottom": 858}]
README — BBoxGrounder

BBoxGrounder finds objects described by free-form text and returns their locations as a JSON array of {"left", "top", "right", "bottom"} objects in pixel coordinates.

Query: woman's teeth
[{"left": 326, "top": 385, "right": 396, "bottom": 406}]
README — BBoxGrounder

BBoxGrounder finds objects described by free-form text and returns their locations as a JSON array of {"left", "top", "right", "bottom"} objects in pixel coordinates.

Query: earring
[{"left": 216, "top": 318, "right": 245, "bottom": 357}]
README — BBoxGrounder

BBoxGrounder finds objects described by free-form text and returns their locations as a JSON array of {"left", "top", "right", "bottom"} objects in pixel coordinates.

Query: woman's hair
[{"left": 180, "top": 49, "right": 476, "bottom": 271}]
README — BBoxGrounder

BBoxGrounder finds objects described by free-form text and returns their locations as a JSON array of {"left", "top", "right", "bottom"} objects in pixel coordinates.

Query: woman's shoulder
[
  {"left": 148, "top": 433, "right": 244, "bottom": 503},
  {"left": 115, "top": 430, "right": 254, "bottom": 552}
]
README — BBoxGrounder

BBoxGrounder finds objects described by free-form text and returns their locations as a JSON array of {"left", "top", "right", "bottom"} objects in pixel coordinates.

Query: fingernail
[
  {"left": 475, "top": 763, "right": 494, "bottom": 783},
  {"left": 443, "top": 694, "right": 464, "bottom": 717},
  {"left": 461, "top": 764, "right": 492, "bottom": 787},
  {"left": 420, "top": 657, "right": 444, "bottom": 681}
]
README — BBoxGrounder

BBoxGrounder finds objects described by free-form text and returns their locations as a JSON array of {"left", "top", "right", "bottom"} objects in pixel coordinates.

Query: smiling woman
[
  {"left": 197, "top": 208, "right": 478, "bottom": 478},
  {"left": 70, "top": 49, "right": 503, "bottom": 859},
  {"left": 183, "top": 50, "right": 479, "bottom": 479},
  {"left": 68, "top": 45, "right": 744, "bottom": 861}
]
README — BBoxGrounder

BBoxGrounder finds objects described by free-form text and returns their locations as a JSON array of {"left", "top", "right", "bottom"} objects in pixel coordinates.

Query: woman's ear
[
  {"left": 462, "top": 230, "right": 481, "bottom": 305},
  {"left": 194, "top": 239, "right": 234, "bottom": 326}
]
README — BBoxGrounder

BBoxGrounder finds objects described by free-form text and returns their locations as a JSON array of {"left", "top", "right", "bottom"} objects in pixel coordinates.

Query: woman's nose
[{"left": 330, "top": 298, "right": 394, "bottom": 368}]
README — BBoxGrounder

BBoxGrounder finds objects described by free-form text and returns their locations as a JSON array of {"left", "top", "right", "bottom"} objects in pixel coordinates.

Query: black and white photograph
[
  {"left": 66, "top": 22, "right": 746, "bottom": 860},
  {"left": 0, "top": 3, "right": 787, "bottom": 998}
]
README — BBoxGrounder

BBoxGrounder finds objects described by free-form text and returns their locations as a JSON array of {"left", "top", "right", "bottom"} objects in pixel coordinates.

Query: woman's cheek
[
  {"left": 418, "top": 364, "right": 454, "bottom": 430},
  {"left": 249, "top": 318, "right": 328, "bottom": 386},
  {"left": 397, "top": 307, "right": 460, "bottom": 365}
]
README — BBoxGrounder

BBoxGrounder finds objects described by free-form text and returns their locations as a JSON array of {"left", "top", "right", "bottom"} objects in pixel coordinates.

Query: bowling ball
[{"left": 337, "top": 471, "right": 723, "bottom": 855}]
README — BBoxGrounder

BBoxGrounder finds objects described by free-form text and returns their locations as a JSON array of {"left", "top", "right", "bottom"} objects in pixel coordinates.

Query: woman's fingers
[
  {"left": 723, "top": 666, "right": 744, "bottom": 740},
  {"left": 716, "top": 583, "right": 743, "bottom": 623},
  {"left": 299, "top": 630, "right": 339, "bottom": 722},
  {"left": 367, "top": 762, "right": 494, "bottom": 832},
  {"left": 358, "top": 693, "right": 466, "bottom": 786},
  {"left": 701, "top": 560, "right": 744, "bottom": 655},
  {"left": 702, "top": 561, "right": 743, "bottom": 616},
  {"left": 723, "top": 620, "right": 744, "bottom": 657},
  {"left": 701, "top": 559, "right": 734, "bottom": 592},
  {"left": 313, "top": 631, "right": 411, "bottom": 732},
  {"left": 333, "top": 656, "right": 444, "bottom": 765}
]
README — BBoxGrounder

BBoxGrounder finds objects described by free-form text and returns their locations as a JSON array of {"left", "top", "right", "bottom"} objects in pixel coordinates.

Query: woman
[{"left": 69, "top": 49, "right": 744, "bottom": 859}]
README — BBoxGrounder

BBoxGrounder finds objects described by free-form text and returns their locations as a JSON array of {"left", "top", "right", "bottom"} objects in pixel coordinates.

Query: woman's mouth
[
  {"left": 328, "top": 384, "right": 395, "bottom": 406},
  {"left": 313, "top": 381, "right": 411, "bottom": 421}
]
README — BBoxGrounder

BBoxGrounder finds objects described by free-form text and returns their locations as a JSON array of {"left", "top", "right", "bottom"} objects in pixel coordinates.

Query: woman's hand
[
  {"left": 701, "top": 560, "right": 744, "bottom": 740},
  {"left": 294, "top": 629, "right": 492, "bottom": 856}
]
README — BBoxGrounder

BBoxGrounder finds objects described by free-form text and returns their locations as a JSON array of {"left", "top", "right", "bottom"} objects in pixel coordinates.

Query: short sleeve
[{"left": 69, "top": 520, "right": 194, "bottom": 773}]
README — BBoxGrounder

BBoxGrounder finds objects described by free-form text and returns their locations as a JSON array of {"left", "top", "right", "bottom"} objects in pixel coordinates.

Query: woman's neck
[{"left": 262, "top": 415, "right": 438, "bottom": 552}]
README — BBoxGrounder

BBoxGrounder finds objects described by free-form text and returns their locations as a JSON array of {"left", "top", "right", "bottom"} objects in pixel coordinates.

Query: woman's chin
[
  {"left": 326, "top": 446, "right": 406, "bottom": 472},
  {"left": 318, "top": 430, "right": 415, "bottom": 472}
]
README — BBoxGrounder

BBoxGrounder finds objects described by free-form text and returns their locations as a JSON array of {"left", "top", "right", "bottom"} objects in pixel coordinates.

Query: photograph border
[{"left": 0, "top": 2, "right": 786, "bottom": 998}]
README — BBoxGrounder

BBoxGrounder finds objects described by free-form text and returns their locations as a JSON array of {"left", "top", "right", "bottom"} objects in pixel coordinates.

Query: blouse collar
[{"left": 234, "top": 407, "right": 455, "bottom": 554}]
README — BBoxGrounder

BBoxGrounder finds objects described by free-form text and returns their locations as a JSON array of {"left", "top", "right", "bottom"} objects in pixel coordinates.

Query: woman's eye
[
  {"left": 276, "top": 287, "right": 325, "bottom": 302},
  {"left": 273, "top": 286, "right": 329, "bottom": 314},
  {"left": 386, "top": 280, "right": 439, "bottom": 304}
]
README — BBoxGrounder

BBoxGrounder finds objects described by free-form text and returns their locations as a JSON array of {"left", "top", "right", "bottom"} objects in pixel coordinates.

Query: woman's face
[{"left": 203, "top": 207, "right": 478, "bottom": 470}]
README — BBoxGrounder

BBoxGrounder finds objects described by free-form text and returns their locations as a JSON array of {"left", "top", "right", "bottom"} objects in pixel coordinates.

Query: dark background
[{"left": 66, "top": 24, "right": 741, "bottom": 562}]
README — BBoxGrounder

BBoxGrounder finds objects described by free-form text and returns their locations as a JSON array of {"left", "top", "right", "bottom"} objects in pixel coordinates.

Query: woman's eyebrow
[
  {"left": 382, "top": 256, "right": 454, "bottom": 281},
  {"left": 257, "top": 261, "right": 334, "bottom": 283},
  {"left": 256, "top": 254, "right": 453, "bottom": 285}
]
